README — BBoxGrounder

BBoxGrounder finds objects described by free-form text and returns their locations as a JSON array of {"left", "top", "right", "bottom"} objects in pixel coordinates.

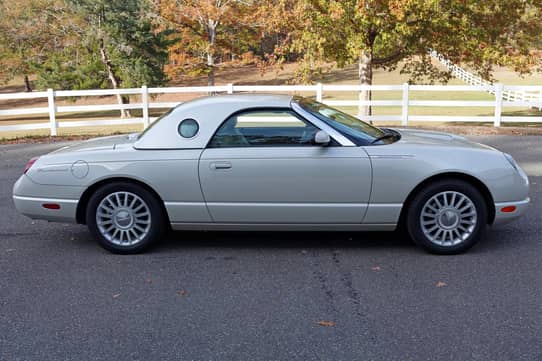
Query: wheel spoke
[
  {"left": 420, "top": 190, "right": 478, "bottom": 247},
  {"left": 105, "top": 198, "right": 116, "bottom": 210},
  {"left": 422, "top": 212, "right": 436, "bottom": 218},
  {"left": 101, "top": 204, "right": 115, "bottom": 214},
  {"left": 114, "top": 193, "right": 120, "bottom": 207},
  {"left": 422, "top": 219, "right": 437, "bottom": 225},
  {"left": 450, "top": 193, "right": 457, "bottom": 208},
  {"left": 125, "top": 229, "right": 132, "bottom": 243},
  {"left": 452, "top": 229, "right": 462, "bottom": 240},
  {"left": 96, "top": 191, "right": 152, "bottom": 247}
]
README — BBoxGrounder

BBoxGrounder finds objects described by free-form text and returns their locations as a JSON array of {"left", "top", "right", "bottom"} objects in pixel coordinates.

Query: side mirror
[{"left": 314, "top": 130, "right": 331, "bottom": 146}]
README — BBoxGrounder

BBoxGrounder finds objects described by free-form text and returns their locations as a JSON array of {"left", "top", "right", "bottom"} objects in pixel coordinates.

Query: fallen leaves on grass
[
  {"left": 436, "top": 281, "right": 447, "bottom": 288},
  {"left": 316, "top": 321, "right": 335, "bottom": 327}
]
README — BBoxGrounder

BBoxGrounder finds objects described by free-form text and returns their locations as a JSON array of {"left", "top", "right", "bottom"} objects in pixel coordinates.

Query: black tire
[
  {"left": 86, "top": 182, "right": 167, "bottom": 254},
  {"left": 406, "top": 179, "right": 488, "bottom": 255}
]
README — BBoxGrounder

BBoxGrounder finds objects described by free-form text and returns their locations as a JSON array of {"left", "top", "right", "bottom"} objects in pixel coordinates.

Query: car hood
[
  {"left": 392, "top": 128, "right": 496, "bottom": 151},
  {"left": 49, "top": 133, "right": 140, "bottom": 154}
]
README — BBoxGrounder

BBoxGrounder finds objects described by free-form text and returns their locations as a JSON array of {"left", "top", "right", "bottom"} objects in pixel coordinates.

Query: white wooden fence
[
  {"left": 429, "top": 50, "right": 542, "bottom": 106},
  {"left": 1, "top": 83, "right": 542, "bottom": 135}
]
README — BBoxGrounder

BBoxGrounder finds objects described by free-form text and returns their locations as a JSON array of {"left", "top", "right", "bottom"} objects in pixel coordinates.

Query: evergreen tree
[{"left": 37, "top": 0, "right": 171, "bottom": 117}]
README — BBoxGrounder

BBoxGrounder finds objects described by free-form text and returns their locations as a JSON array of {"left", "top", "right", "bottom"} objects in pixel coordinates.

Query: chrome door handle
[{"left": 210, "top": 161, "right": 232, "bottom": 170}]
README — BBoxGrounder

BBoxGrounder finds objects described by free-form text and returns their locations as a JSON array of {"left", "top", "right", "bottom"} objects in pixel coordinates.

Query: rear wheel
[
  {"left": 406, "top": 179, "right": 488, "bottom": 254},
  {"left": 86, "top": 182, "right": 167, "bottom": 254}
]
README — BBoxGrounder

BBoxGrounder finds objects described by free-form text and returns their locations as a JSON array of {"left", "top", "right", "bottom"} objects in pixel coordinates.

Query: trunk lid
[{"left": 49, "top": 133, "right": 140, "bottom": 154}]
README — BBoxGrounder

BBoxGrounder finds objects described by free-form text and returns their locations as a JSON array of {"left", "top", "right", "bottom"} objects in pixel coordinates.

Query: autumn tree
[
  {"left": 265, "top": 0, "right": 542, "bottom": 118},
  {"left": 158, "top": 0, "right": 258, "bottom": 86},
  {"left": 37, "top": 0, "right": 171, "bottom": 117},
  {"left": 0, "top": 0, "right": 69, "bottom": 92}
]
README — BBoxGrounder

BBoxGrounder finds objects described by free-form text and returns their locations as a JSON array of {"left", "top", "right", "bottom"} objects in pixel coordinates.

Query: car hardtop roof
[
  {"left": 179, "top": 93, "right": 294, "bottom": 109},
  {"left": 134, "top": 93, "right": 298, "bottom": 150}
]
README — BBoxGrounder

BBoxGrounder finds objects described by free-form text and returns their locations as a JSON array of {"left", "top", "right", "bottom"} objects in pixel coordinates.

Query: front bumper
[{"left": 492, "top": 198, "right": 530, "bottom": 226}]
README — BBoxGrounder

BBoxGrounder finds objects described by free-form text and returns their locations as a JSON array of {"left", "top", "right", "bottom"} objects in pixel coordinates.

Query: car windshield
[{"left": 296, "top": 97, "right": 387, "bottom": 145}]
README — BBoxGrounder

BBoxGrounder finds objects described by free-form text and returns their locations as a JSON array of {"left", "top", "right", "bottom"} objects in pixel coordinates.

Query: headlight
[{"left": 504, "top": 153, "right": 529, "bottom": 185}]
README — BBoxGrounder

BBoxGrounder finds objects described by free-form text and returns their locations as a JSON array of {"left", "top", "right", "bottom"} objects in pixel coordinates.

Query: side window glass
[
  {"left": 208, "top": 110, "right": 319, "bottom": 148},
  {"left": 178, "top": 118, "right": 199, "bottom": 138}
]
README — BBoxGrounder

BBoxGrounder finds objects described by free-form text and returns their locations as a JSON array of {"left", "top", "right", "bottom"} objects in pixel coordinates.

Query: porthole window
[{"left": 178, "top": 119, "right": 199, "bottom": 138}]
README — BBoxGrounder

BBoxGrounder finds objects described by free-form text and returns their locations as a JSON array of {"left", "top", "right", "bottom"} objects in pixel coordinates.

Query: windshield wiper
[{"left": 370, "top": 132, "right": 396, "bottom": 144}]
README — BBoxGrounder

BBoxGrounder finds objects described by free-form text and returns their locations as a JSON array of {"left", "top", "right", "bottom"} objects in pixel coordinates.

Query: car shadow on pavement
[
  {"left": 154, "top": 230, "right": 417, "bottom": 252},
  {"left": 69, "top": 225, "right": 511, "bottom": 255},
  {"left": 153, "top": 226, "right": 514, "bottom": 255}
]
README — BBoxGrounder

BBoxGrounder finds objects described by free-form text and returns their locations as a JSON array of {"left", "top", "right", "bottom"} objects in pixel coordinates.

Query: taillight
[{"left": 24, "top": 157, "right": 39, "bottom": 174}]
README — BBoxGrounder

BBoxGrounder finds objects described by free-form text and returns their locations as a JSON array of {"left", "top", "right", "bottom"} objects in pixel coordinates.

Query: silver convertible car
[{"left": 13, "top": 94, "right": 529, "bottom": 254}]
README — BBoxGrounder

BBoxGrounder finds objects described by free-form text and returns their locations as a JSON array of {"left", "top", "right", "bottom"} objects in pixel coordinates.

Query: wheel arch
[
  {"left": 76, "top": 177, "right": 171, "bottom": 226},
  {"left": 398, "top": 172, "right": 496, "bottom": 227}
]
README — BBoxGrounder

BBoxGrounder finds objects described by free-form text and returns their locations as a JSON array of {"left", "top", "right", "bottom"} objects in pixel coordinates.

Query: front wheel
[
  {"left": 86, "top": 182, "right": 167, "bottom": 254},
  {"left": 406, "top": 179, "right": 488, "bottom": 254}
]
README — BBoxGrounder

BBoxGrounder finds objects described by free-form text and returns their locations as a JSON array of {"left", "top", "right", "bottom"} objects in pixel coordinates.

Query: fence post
[
  {"left": 401, "top": 83, "right": 409, "bottom": 126},
  {"left": 227, "top": 83, "right": 234, "bottom": 94},
  {"left": 141, "top": 85, "right": 150, "bottom": 128},
  {"left": 47, "top": 88, "right": 57, "bottom": 136},
  {"left": 316, "top": 83, "right": 323, "bottom": 102},
  {"left": 494, "top": 83, "right": 503, "bottom": 127}
]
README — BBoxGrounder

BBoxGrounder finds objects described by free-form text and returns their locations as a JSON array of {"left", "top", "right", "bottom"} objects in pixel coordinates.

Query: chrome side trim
[
  {"left": 205, "top": 202, "right": 368, "bottom": 207},
  {"left": 291, "top": 101, "right": 356, "bottom": 147},
  {"left": 170, "top": 223, "right": 397, "bottom": 232},
  {"left": 369, "top": 155, "right": 415, "bottom": 159},
  {"left": 12, "top": 195, "right": 79, "bottom": 203},
  {"left": 163, "top": 201, "right": 213, "bottom": 223},
  {"left": 369, "top": 203, "right": 403, "bottom": 207},
  {"left": 494, "top": 198, "right": 530, "bottom": 208},
  {"left": 363, "top": 203, "right": 404, "bottom": 224},
  {"left": 164, "top": 201, "right": 206, "bottom": 206}
]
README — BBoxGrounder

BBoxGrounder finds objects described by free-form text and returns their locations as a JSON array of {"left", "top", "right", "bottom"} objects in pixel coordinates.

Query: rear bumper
[
  {"left": 492, "top": 197, "right": 530, "bottom": 226},
  {"left": 13, "top": 195, "right": 78, "bottom": 223},
  {"left": 13, "top": 175, "right": 80, "bottom": 223}
]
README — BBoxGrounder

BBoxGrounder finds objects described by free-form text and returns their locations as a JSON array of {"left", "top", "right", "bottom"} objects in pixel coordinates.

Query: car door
[{"left": 198, "top": 108, "right": 372, "bottom": 224}]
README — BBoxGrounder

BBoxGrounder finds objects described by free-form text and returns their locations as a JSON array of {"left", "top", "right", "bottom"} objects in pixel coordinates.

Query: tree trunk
[
  {"left": 207, "top": 21, "right": 216, "bottom": 88},
  {"left": 207, "top": 52, "right": 215, "bottom": 87},
  {"left": 23, "top": 75, "right": 32, "bottom": 92},
  {"left": 358, "top": 50, "right": 373, "bottom": 123},
  {"left": 99, "top": 39, "right": 131, "bottom": 118}
]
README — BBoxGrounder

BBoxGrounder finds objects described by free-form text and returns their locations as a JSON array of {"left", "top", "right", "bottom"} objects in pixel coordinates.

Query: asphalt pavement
[{"left": 0, "top": 136, "right": 541, "bottom": 361}]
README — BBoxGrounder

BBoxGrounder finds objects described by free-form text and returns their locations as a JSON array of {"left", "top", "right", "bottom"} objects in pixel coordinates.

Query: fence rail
[
  {"left": 1, "top": 83, "right": 542, "bottom": 135},
  {"left": 429, "top": 50, "right": 542, "bottom": 106}
]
